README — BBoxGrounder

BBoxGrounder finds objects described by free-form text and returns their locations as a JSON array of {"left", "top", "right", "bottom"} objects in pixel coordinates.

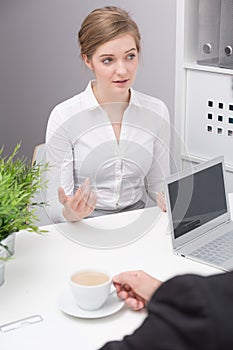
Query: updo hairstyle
[{"left": 78, "top": 6, "right": 141, "bottom": 60}]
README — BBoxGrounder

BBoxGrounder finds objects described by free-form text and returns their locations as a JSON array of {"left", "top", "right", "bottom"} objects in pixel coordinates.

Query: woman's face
[{"left": 83, "top": 34, "right": 139, "bottom": 101}]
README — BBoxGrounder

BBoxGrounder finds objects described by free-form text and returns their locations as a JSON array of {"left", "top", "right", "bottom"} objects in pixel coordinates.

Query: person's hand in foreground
[
  {"left": 58, "top": 178, "right": 97, "bottom": 222},
  {"left": 156, "top": 192, "right": 167, "bottom": 212},
  {"left": 113, "top": 270, "right": 163, "bottom": 311}
]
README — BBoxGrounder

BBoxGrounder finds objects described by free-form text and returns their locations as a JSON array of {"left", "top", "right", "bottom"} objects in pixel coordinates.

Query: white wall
[{"left": 0, "top": 0, "right": 176, "bottom": 160}]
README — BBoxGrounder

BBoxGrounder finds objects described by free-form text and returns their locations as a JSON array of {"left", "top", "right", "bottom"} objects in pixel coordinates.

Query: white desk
[{"left": 1, "top": 196, "right": 232, "bottom": 349}]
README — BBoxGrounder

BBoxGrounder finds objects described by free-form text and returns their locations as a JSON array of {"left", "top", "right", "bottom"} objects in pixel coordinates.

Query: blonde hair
[{"left": 78, "top": 6, "right": 141, "bottom": 60}]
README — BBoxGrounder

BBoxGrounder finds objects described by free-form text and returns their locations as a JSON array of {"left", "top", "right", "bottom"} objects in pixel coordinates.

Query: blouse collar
[{"left": 82, "top": 80, "right": 140, "bottom": 109}]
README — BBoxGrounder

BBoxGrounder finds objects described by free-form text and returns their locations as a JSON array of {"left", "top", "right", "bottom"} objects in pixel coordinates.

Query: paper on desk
[{"left": 0, "top": 314, "right": 95, "bottom": 350}]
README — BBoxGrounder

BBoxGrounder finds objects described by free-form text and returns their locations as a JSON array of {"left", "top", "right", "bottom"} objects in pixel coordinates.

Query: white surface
[
  {"left": 0, "top": 198, "right": 229, "bottom": 349},
  {"left": 0, "top": 315, "right": 95, "bottom": 350},
  {"left": 58, "top": 206, "right": 163, "bottom": 249}
]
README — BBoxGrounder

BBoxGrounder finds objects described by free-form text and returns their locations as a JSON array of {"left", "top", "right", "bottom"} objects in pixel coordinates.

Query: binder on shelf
[
  {"left": 219, "top": 0, "right": 233, "bottom": 69},
  {"left": 197, "top": 0, "right": 221, "bottom": 67}
]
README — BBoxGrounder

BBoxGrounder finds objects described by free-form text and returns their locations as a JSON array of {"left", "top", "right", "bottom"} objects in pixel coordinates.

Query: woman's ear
[{"left": 83, "top": 54, "right": 93, "bottom": 70}]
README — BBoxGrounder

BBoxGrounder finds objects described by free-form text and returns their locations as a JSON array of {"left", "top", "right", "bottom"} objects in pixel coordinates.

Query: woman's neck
[{"left": 91, "top": 81, "right": 130, "bottom": 105}]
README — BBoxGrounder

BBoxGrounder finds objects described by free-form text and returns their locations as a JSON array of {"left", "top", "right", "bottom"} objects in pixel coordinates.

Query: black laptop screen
[{"left": 168, "top": 163, "right": 227, "bottom": 239}]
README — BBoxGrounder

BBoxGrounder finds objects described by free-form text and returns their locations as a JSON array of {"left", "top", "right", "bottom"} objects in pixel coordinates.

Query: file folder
[
  {"left": 197, "top": 0, "right": 221, "bottom": 66},
  {"left": 219, "top": 0, "right": 233, "bottom": 68}
]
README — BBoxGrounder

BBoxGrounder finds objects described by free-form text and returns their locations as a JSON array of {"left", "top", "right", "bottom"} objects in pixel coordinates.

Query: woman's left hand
[{"left": 156, "top": 192, "right": 167, "bottom": 212}]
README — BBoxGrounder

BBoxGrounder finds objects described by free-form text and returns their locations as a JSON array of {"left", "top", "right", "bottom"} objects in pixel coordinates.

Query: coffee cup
[{"left": 70, "top": 270, "right": 112, "bottom": 310}]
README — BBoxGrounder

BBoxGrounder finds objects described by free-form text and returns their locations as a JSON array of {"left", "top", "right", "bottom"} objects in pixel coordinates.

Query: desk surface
[{"left": 1, "top": 197, "right": 232, "bottom": 349}]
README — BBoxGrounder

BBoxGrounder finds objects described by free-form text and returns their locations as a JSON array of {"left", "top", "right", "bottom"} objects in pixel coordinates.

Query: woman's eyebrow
[
  {"left": 99, "top": 48, "right": 136, "bottom": 58},
  {"left": 99, "top": 53, "right": 114, "bottom": 57},
  {"left": 125, "top": 48, "right": 137, "bottom": 53}
]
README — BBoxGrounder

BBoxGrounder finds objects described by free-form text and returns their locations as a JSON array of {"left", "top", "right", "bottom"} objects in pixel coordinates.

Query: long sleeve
[
  {"left": 99, "top": 272, "right": 233, "bottom": 350},
  {"left": 45, "top": 105, "right": 74, "bottom": 223},
  {"left": 145, "top": 101, "right": 170, "bottom": 202}
]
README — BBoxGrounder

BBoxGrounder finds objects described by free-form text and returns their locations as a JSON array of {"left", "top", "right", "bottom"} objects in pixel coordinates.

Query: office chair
[{"left": 31, "top": 143, "right": 52, "bottom": 226}]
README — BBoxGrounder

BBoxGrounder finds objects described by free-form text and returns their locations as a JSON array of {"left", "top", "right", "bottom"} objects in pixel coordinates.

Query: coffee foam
[{"left": 71, "top": 271, "right": 109, "bottom": 286}]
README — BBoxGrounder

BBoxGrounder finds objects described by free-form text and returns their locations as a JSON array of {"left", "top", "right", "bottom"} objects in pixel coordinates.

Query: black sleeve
[{"left": 98, "top": 271, "right": 233, "bottom": 350}]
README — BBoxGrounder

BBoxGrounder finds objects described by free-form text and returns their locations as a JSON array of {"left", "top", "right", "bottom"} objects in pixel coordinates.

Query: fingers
[
  {"left": 113, "top": 270, "right": 163, "bottom": 305},
  {"left": 58, "top": 187, "right": 67, "bottom": 205},
  {"left": 113, "top": 279, "right": 146, "bottom": 311},
  {"left": 156, "top": 192, "right": 167, "bottom": 212},
  {"left": 113, "top": 270, "right": 142, "bottom": 287},
  {"left": 113, "top": 281, "right": 134, "bottom": 299},
  {"left": 60, "top": 179, "right": 97, "bottom": 221},
  {"left": 117, "top": 289, "right": 145, "bottom": 303},
  {"left": 71, "top": 178, "right": 90, "bottom": 207},
  {"left": 113, "top": 271, "right": 146, "bottom": 308},
  {"left": 117, "top": 290, "right": 130, "bottom": 300},
  {"left": 80, "top": 178, "right": 91, "bottom": 202},
  {"left": 75, "top": 179, "right": 97, "bottom": 212},
  {"left": 125, "top": 298, "right": 145, "bottom": 311},
  {"left": 87, "top": 190, "right": 97, "bottom": 209}
]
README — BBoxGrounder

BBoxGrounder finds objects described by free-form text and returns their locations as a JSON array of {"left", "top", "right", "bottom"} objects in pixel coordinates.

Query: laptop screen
[{"left": 168, "top": 162, "right": 227, "bottom": 239}]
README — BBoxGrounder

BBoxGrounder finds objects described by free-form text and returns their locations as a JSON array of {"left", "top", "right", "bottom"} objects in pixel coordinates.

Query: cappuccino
[
  {"left": 71, "top": 271, "right": 109, "bottom": 286},
  {"left": 70, "top": 270, "right": 112, "bottom": 310}
]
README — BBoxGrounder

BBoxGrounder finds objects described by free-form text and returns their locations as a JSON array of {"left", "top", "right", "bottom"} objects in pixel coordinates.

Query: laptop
[{"left": 165, "top": 156, "right": 233, "bottom": 271}]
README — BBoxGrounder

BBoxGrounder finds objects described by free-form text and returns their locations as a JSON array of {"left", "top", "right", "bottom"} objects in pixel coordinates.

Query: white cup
[{"left": 70, "top": 270, "right": 112, "bottom": 311}]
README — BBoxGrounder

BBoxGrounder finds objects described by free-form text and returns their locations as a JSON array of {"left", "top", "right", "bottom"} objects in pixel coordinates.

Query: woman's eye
[
  {"left": 127, "top": 53, "right": 136, "bottom": 60},
  {"left": 102, "top": 58, "right": 113, "bottom": 64}
]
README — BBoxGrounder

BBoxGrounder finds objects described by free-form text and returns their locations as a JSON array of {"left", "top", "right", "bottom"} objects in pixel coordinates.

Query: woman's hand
[
  {"left": 113, "top": 270, "right": 163, "bottom": 311},
  {"left": 58, "top": 178, "right": 97, "bottom": 222},
  {"left": 156, "top": 192, "right": 167, "bottom": 212}
]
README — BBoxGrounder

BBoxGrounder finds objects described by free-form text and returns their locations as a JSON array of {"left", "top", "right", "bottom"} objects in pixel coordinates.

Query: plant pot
[
  {"left": 0, "top": 233, "right": 16, "bottom": 286},
  {"left": 0, "top": 245, "right": 6, "bottom": 287},
  {"left": 1, "top": 233, "right": 16, "bottom": 258}
]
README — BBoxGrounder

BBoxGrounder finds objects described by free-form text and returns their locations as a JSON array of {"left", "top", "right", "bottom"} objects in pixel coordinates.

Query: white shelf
[
  {"left": 174, "top": 0, "right": 233, "bottom": 191},
  {"left": 184, "top": 62, "right": 233, "bottom": 75},
  {"left": 182, "top": 153, "right": 233, "bottom": 173}
]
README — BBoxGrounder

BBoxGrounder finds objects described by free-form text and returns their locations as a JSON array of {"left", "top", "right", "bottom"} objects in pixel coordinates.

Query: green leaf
[{"left": 0, "top": 143, "right": 49, "bottom": 241}]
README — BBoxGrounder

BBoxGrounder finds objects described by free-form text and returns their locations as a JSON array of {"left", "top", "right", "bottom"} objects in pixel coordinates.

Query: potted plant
[{"left": 0, "top": 143, "right": 48, "bottom": 286}]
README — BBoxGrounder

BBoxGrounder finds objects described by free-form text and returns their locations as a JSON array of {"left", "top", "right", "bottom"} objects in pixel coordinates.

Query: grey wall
[{"left": 0, "top": 0, "right": 176, "bottom": 160}]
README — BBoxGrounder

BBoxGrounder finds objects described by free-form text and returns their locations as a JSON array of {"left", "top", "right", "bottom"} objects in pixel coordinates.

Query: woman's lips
[{"left": 113, "top": 79, "right": 129, "bottom": 84}]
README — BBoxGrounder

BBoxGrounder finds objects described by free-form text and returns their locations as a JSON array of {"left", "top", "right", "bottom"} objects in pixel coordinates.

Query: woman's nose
[{"left": 115, "top": 61, "right": 127, "bottom": 76}]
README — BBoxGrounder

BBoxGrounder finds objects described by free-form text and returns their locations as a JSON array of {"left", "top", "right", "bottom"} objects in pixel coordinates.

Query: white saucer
[{"left": 58, "top": 289, "right": 124, "bottom": 319}]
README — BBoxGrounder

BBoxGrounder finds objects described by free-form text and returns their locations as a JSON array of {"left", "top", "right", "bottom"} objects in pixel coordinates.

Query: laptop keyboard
[{"left": 190, "top": 230, "right": 233, "bottom": 265}]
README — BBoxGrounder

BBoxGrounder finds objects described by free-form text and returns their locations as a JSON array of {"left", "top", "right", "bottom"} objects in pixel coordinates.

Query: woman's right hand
[{"left": 58, "top": 178, "right": 97, "bottom": 222}]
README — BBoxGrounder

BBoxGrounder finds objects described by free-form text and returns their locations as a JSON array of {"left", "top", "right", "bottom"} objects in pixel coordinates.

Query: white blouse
[{"left": 45, "top": 81, "right": 170, "bottom": 223}]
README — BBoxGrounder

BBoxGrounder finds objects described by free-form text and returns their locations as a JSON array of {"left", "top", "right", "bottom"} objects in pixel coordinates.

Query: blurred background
[{"left": 0, "top": 0, "right": 176, "bottom": 160}]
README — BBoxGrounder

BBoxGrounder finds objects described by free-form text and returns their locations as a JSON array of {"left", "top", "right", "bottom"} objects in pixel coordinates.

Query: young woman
[{"left": 45, "top": 6, "right": 170, "bottom": 223}]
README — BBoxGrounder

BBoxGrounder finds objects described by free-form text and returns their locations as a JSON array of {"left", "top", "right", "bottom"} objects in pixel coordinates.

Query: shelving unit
[{"left": 174, "top": 0, "right": 233, "bottom": 191}]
